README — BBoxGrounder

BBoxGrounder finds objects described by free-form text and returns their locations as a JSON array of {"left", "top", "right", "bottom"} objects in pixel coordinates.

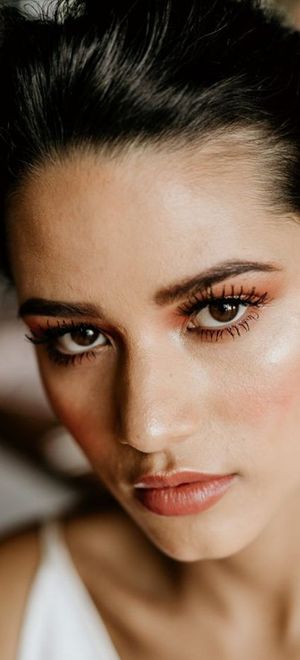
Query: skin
[
  {"left": 280, "top": 0, "right": 300, "bottom": 27},
  {"left": 5, "top": 139, "right": 300, "bottom": 657}
]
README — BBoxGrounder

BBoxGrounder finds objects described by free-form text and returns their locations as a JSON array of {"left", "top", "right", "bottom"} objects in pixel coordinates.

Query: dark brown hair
[{"left": 0, "top": 0, "right": 300, "bottom": 278}]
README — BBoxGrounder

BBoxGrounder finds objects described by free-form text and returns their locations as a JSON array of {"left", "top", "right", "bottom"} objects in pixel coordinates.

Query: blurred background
[
  {"left": 0, "top": 279, "right": 92, "bottom": 536},
  {"left": 0, "top": 0, "right": 299, "bottom": 537}
]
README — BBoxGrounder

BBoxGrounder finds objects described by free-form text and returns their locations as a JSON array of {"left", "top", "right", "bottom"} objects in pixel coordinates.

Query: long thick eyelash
[
  {"left": 177, "top": 283, "right": 271, "bottom": 342},
  {"left": 26, "top": 319, "right": 99, "bottom": 344},
  {"left": 26, "top": 320, "right": 105, "bottom": 367},
  {"left": 178, "top": 283, "right": 269, "bottom": 315},
  {"left": 189, "top": 310, "right": 261, "bottom": 343}
]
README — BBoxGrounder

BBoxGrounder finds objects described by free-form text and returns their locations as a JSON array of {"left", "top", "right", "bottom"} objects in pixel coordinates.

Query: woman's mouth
[{"left": 133, "top": 470, "right": 236, "bottom": 516}]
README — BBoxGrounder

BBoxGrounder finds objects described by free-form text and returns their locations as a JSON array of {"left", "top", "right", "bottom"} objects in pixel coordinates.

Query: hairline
[{"left": 5, "top": 122, "right": 298, "bottom": 218}]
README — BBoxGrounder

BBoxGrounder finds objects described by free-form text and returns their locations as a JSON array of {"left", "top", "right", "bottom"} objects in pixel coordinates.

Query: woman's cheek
[
  {"left": 216, "top": 331, "right": 300, "bottom": 428},
  {"left": 38, "top": 359, "right": 113, "bottom": 457}
]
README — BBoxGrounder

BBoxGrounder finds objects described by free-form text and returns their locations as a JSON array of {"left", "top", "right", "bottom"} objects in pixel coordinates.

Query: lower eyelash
[
  {"left": 26, "top": 321, "right": 104, "bottom": 367},
  {"left": 189, "top": 309, "right": 261, "bottom": 342},
  {"left": 45, "top": 343, "right": 98, "bottom": 367}
]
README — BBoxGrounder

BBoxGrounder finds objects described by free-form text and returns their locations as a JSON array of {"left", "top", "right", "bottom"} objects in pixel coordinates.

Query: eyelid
[
  {"left": 177, "top": 283, "right": 270, "bottom": 317},
  {"left": 26, "top": 320, "right": 112, "bottom": 367},
  {"left": 26, "top": 321, "right": 111, "bottom": 354},
  {"left": 28, "top": 320, "right": 105, "bottom": 341},
  {"left": 177, "top": 283, "right": 272, "bottom": 341}
]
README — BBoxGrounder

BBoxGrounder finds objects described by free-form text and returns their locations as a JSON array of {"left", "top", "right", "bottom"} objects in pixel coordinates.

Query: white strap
[{"left": 17, "top": 519, "right": 121, "bottom": 660}]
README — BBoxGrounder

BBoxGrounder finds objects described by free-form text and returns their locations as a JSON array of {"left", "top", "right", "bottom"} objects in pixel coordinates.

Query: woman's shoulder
[
  {"left": 0, "top": 525, "right": 40, "bottom": 660},
  {"left": 0, "top": 506, "right": 171, "bottom": 660},
  {"left": 0, "top": 510, "right": 125, "bottom": 660}
]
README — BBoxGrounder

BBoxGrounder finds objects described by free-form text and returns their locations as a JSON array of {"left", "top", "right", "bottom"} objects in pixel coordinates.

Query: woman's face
[{"left": 8, "top": 142, "right": 300, "bottom": 561}]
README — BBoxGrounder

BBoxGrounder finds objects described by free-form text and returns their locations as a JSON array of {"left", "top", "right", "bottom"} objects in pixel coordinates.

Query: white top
[{"left": 17, "top": 520, "right": 121, "bottom": 660}]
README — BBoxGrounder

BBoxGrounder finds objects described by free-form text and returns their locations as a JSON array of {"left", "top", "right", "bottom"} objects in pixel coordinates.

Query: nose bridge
[{"left": 116, "top": 338, "right": 199, "bottom": 452}]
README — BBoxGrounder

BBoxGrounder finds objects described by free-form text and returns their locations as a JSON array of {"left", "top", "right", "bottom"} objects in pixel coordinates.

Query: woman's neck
[{"left": 179, "top": 487, "right": 300, "bottom": 650}]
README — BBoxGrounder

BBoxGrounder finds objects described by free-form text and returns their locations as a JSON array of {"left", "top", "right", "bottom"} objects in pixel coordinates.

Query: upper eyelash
[
  {"left": 26, "top": 320, "right": 107, "bottom": 367},
  {"left": 26, "top": 320, "right": 104, "bottom": 345},
  {"left": 177, "top": 283, "right": 270, "bottom": 316}
]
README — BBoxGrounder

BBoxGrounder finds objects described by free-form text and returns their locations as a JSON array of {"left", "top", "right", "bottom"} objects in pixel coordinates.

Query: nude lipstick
[{"left": 134, "top": 471, "right": 235, "bottom": 516}]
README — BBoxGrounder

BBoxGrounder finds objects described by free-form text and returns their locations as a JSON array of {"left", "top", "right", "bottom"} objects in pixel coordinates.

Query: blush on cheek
[
  {"left": 38, "top": 367, "right": 114, "bottom": 471},
  {"left": 222, "top": 347, "right": 300, "bottom": 426},
  {"left": 40, "top": 380, "right": 92, "bottom": 447},
  {"left": 49, "top": 392, "right": 112, "bottom": 464},
  {"left": 59, "top": 404, "right": 95, "bottom": 449}
]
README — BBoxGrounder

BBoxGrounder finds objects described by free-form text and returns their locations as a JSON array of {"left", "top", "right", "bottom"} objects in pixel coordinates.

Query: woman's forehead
[{"left": 7, "top": 144, "right": 298, "bottom": 303}]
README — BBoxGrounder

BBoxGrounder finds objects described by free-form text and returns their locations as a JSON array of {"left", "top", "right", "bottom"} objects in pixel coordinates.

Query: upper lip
[{"left": 133, "top": 470, "right": 233, "bottom": 489}]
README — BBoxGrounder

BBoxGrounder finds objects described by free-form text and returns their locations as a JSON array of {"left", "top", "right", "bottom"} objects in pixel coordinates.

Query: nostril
[{"left": 116, "top": 414, "right": 197, "bottom": 452}]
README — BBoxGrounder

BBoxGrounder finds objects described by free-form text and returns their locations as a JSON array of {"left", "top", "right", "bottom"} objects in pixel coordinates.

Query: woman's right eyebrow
[{"left": 18, "top": 299, "right": 104, "bottom": 319}]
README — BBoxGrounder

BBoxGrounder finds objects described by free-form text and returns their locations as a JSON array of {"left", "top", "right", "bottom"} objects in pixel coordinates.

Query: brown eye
[
  {"left": 187, "top": 300, "right": 246, "bottom": 330},
  {"left": 70, "top": 328, "right": 99, "bottom": 346},
  {"left": 56, "top": 327, "right": 108, "bottom": 354},
  {"left": 209, "top": 301, "right": 240, "bottom": 323}
]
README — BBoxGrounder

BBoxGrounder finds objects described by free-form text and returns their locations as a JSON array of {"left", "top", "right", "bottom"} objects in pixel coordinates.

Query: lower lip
[{"left": 135, "top": 475, "right": 235, "bottom": 516}]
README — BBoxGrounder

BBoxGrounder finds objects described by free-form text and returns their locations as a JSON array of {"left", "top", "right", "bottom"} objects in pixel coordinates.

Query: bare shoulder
[{"left": 0, "top": 525, "right": 40, "bottom": 660}]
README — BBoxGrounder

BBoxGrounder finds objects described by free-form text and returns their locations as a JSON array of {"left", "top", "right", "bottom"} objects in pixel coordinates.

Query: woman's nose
[{"left": 115, "top": 343, "right": 201, "bottom": 453}]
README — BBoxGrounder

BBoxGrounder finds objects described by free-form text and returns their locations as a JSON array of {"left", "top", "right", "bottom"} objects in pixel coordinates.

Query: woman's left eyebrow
[{"left": 154, "top": 260, "right": 282, "bottom": 306}]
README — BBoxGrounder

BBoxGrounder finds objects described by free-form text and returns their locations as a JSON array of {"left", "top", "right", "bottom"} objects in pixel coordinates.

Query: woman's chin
[{"left": 136, "top": 517, "right": 262, "bottom": 563}]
